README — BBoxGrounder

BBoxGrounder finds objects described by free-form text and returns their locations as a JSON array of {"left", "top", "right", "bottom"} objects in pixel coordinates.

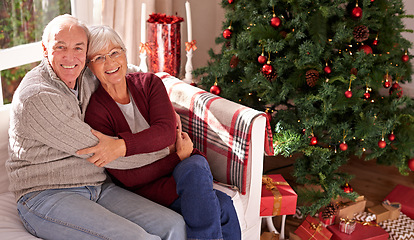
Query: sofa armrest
[{"left": 156, "top": 73, "right": 273, "bottom": 195}]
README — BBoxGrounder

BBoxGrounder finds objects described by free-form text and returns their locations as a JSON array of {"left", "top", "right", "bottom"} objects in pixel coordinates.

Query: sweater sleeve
[
  {"left": 118, "top": 73, "right": 177, "bottom": 156},
  {"left": 84, "top": 88, "right": 170, "bottom": 170},
  {"left": 22, "top": 91, "right": 98, "bottom": 160}
]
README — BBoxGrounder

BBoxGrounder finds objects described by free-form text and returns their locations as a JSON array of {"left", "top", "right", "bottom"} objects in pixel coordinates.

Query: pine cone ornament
[
  {"left": 321, "top": 203, "right": 339, "bottom": 219},
  {"left": 230, "top": 55, "right": 239, "bottom": 68},
  {"left": 306, "top": 69, "right": 319, "bottom": 87},
  {"left": 353, "top": 25, "right": 369, "bottom": 42},
  {"left": 264, "top": 69, "right": 277, "bottom": 82}
]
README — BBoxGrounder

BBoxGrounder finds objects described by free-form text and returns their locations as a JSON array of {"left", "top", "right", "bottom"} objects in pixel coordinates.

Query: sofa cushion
[
  {"left": 0, "top": 105, "right": 11, "bottom": 194},
  {"left": 0, "top": 192, "right": 41, "bottom": 239}
]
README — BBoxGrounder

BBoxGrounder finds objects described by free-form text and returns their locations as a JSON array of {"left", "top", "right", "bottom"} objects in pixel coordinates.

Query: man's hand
[{"left": 76, "top": 129, "right": 126, "bottom": 167}]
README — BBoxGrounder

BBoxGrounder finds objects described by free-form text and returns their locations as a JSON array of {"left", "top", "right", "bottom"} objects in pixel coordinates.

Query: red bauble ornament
[
  {"left": 378, "top": 139, "right": 386, "bottom": 148},
  {"left": 408, "top": 158, "right": 414, "bottom": 171},
  {"left": 364, "top": 92, "right": 370, "bottom": 99},
  {"left": 228, "top": 0, "right": 234, "bottom": 3},
  {"left": 310, "top": 136, "right": 318, "bottom": 146},
  {"left": 262, "top": 63, "right": 273, "bottom": 75},
  {"left": 345, "top": 90, "right": 353, "bottom": 98},
  {"left": 270, "top": 16, "right": 281, "bottom": 28},
  {"left": 402, "top": 54, "right": 410, "bottom": 62},
  {"left": 359, "top": 45, "right": 373, "bottom": 54},
  {"left": 389, "top": 82, "right": 403, "bottom": 98},
  {"left": 210, "top": 84, "right": 221, "bottom": 95},
  {"left": 388, "top": 133, "right": 395, "bottom": 141},
  {"left": 324, "top": 65, "right": 332, "bottom": 74},
  {"left": 223, "top": 28, "right": 233, "bottom": 39},
  {"left": 372, "top": 39, "right": 378, "bottom": 46},
  {"left": 342, "top": 183, "right": 353, "bottom": 193},
  {"left": 339, "top": 142, "right": 348, "bottom": 151},
  {"left": 383, "top": 79, "right": 391, "bottom": 88},
  {"left": 258, "top": 55, "right": 267, "bottom": 64},
  {"left": 351, "top": 6, "right": 363, "bottom": 19}
]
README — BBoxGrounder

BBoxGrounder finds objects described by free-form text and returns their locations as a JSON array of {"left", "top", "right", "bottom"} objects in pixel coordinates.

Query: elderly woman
[
  {"left": 84, "top": 26, "right": 241, "bottom": 239},
  {"left": 81, "top": 25, "right": 241, "bottom": 240}
]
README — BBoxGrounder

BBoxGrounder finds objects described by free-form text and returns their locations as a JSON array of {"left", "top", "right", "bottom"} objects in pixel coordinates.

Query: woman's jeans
[
  {"left": 170, "top": 154, "right": 241, "bottom": 240},
  {"left": 17, "top": 182, "right": 186, "bottom": 240}
]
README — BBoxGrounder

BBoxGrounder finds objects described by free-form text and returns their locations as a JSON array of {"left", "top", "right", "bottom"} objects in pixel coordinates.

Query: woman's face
[{"left": 88, "top": 42, "right": 127, "bottom": 87}]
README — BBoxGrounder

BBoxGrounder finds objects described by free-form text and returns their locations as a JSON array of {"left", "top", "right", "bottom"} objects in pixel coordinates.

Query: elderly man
[{"left": 6, "top": 14, "right": 186, "bottom": 240}]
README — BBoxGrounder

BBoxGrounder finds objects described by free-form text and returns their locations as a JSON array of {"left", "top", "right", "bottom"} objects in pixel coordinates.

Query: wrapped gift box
[
  {"left": 379, "top": 212, "right": 414, "bottom": 240},
  {"left": 260, "top": 174, "right": 298, "bottom": 216},
  {"left": 385, "top": 184, "right": 414, "bottom": 219},
  {"left": 294, "top": 215, "right": 333, "bottom": 240},
  {"left": 334, "top": 195, "right": 366, "bottom": 224},
  {"left": 367, "top": 201, "right": 401, "bottom": 223},
  {"left": 327, "top": 222, "right": 389, "bottom": 240}
]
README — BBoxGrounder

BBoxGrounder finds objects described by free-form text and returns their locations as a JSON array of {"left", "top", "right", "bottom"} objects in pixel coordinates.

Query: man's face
[{"left": 42, "top": 24, "right": 88, "bottom": 89}]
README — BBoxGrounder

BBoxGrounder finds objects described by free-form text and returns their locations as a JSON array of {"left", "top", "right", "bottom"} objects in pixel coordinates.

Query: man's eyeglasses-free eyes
[{"left": 89, "top": 48, "right": 125, "bottom": 64}]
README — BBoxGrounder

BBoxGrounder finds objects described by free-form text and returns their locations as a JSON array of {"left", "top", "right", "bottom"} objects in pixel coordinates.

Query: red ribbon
[
  {"left": 185, "top": 40, "right": 197, "bottom": 51},
  {"left": 139, "top": 42, "right": 151, "bottom": 54}
]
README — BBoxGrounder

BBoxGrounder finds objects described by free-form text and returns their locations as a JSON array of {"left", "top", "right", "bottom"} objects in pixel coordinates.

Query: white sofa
[{"left": 0, "top": 74, "right": 268, "bottom": 240}]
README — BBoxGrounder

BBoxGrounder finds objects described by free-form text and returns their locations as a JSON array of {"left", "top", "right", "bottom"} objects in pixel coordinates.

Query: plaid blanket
[{"left": 157, "top": 73, "right": 274, "bottom": 194}]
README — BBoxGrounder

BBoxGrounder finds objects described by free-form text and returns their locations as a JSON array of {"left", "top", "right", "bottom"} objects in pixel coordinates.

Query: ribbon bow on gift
[
  {"left": 307, "top": 221, "right": 329, "bottom": 240},
  {"left": 262, "top": 175, "right": 289, "bottom": 191},
  {"left": 185, "top": 40, "right": 197, "bottom": 51},
  {"left": 139, "top": 42, "right": 151, "bottom": 54},
  {"left": 340, "top": 218, "right": 355, "bottom": 225}
]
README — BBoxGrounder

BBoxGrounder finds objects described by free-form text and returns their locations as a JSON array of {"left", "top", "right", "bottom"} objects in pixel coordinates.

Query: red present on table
[
  {"left": 384, "top": 184, "right": 414, "bottom": 219},
  {"left": 327, "top": 222, "right": 389, "bottom": 240},
  {"left": 260, "top": 174, "right": 297, "bottom": 216},
  {"left": 294, "top": 215, "right": 333, "bottom": 240}
]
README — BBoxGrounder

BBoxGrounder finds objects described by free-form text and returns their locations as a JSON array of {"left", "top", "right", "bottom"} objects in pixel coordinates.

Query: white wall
[{"left": 402, "top": 0, "right": 414, "bottom": 97}]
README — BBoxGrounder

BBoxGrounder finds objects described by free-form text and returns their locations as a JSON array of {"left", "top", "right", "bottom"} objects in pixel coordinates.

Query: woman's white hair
[
  {"left": 87, "top": 25, "right": 126, "bottom": 60},
  {"left": 42, "top": 14, "right": 89, "bottom": 48}
]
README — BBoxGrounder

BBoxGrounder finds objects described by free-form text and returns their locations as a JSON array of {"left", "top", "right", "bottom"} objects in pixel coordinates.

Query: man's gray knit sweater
[{"left": 6, "top": 59, "right": 168, "bottom": 201}]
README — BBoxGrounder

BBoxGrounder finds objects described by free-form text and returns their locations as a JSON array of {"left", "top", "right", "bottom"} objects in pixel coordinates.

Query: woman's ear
[{"left": 42, "top": 42, "right": 48, "bottom": 58}]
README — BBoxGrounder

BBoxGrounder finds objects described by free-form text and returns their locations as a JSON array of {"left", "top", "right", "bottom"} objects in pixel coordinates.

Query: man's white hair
[{"left": 42, "top": 14, "right": 89, "bottom": 48}]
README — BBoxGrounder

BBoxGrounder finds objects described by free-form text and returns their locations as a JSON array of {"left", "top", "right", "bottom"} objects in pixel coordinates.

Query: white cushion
[
  {"left": 0, "top": 105, "right": 11, "bottom": 194},
  {"left": 0, "top": 192, "right": 41, "bottom": 239}
]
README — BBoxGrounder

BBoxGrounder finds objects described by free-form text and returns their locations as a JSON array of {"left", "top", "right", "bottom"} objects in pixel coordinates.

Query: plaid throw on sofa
[{"left": 157, "top": 73, "right": 273, "bottom": 195}]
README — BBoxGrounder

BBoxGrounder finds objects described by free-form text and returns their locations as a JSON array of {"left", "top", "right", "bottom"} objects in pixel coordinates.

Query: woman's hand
[
  {"left": 76, "top": 129, "right": 126, "bottom": 167},
  {"left": 168, "top": 112, "right": 182, "bottom": 154},
  {"left": 175, "top": 130, "right": 193, "bottom": 161}
]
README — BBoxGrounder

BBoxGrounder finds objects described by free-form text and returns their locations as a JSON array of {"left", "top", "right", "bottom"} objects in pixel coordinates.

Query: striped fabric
[
  {"left": 157, "top": 72, "right": 273, "bottom": 194},
  {"left": 379, "top": 212, "right": 414, "bottom": 240}
]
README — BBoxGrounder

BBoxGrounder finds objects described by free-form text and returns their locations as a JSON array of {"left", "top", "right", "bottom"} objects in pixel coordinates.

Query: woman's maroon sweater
[{"left": 84, "top": 72, "right": 181, "bottom": 206}]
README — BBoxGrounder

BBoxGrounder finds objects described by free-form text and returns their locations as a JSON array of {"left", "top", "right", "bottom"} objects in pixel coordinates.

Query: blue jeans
[
  {"left": 170, "top": 154, "right": 241, "bottom": 240},
  {"left": 17, "top": 183, "right": 186, "bottom": 240}
]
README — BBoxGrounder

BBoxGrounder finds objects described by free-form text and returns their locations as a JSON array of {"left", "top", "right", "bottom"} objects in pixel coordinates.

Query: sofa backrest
[{"left": 0, "top": 104, "right": 11, "bottom": 194}]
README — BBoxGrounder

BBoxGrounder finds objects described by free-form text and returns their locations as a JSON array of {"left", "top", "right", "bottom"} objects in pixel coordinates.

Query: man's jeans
[
  {"left": 17, "top": 182, "right": 186, "bottom": 240},
  {"left": 170, "top": 154, "right": 241, "bottom": 240}
]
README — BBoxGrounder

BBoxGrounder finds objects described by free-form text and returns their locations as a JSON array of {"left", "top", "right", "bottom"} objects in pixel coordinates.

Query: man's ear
[{"left": 42, "top": 42, "right": 48, "bottom": 58}]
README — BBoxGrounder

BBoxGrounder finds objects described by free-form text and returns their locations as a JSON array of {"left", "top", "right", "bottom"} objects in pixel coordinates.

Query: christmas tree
[{"left": 194, "top": 0, "right": 414, "bottom": 215}]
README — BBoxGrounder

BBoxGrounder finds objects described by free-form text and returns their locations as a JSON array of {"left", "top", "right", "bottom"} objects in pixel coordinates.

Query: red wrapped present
[
  {"left": 294, "top": 215, "right": 333, "bottom": 240},
  {"left": 384, "top": 184, "right": 414, "bottom": 219},
  {"left": 260, "top": 174, "right": 297, "bottom": 216},
  {"left": 327, "top": 222, "right": 389, "bottom": 240}
]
